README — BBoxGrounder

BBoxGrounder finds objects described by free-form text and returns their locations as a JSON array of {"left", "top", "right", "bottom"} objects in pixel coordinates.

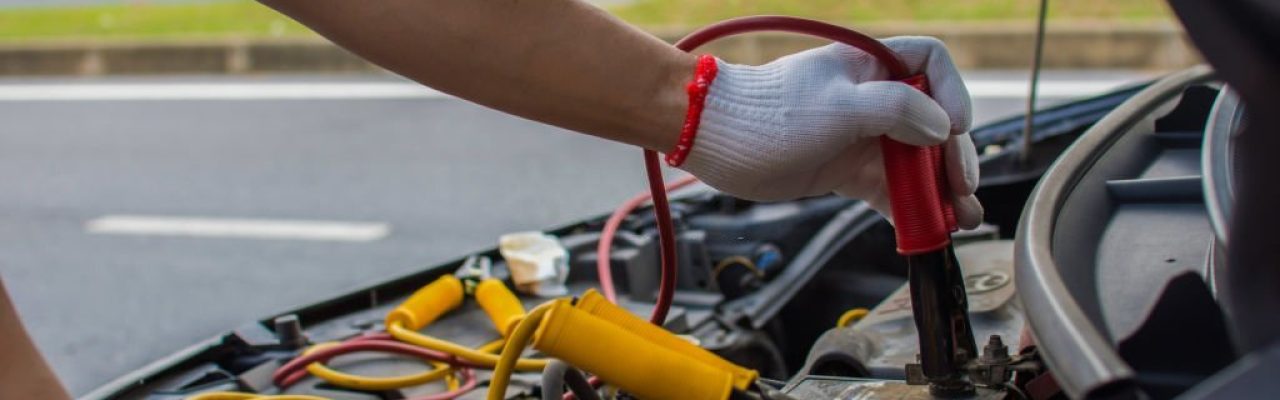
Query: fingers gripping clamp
[
  {"left": 879, "top": 74, "right": 958, "bottom": 255},
  {"left": 671, "top": 16, "right": 958, "bottom": 256}
]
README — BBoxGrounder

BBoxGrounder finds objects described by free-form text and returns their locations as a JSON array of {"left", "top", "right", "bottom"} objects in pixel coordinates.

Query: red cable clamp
[
  {"left": 881, "top": 74, "right": 958, "bottom": 255},
  {"left": 665, "top": 54, "right": 718, "bottom": 167}
]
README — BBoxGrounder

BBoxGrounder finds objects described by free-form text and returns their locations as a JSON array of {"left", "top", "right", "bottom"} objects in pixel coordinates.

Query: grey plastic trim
[
  {"left": 1202, "top": 86, "right": 1241, "bottom": 246},
  {"left": 79, "top": 335, "right": 223, "bottom": 400},
  {"left": 1014, "top": 65, "right": 1215, "bottom": 398}
]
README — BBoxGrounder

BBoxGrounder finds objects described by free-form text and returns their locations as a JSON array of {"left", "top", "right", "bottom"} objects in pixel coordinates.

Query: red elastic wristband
[{"left": 665, "top": 54, "right": 719, "bottom": 167}]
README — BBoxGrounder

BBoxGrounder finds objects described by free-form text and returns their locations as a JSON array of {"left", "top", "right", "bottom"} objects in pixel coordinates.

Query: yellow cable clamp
[
  {"left": 573, "top": 289, "right": 758, "bottom": 389},
  {"left": 532, "top": 300, "right": 736, "bottom": 400},
  {"left": 474, "top": 278, "right": 527, "bottom": 337},
  {"left": 385, "top": 275, "right": 465, "bottom": 330}
]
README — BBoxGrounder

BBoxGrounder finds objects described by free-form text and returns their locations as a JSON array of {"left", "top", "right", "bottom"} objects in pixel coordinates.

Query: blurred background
[{"left": 0, "top": 0, "right": 1187, "bottom": 396}]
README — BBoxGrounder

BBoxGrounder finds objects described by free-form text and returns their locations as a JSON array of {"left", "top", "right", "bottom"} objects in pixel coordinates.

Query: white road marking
[
  {"left": 0, "top": 79, "right": 1137, "bottom": 102},
  {"left": 85, "top": 215, "right": 390, "bottom": 242},
  {"left": 0, "top": 82, "right": 448, "bottom": 101}
]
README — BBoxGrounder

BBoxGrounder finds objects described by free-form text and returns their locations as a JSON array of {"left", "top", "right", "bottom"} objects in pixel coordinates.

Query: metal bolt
[
  {"left": 981, "top": 335, "right": 1009, "bottom": 363},
  {"left": 274, "top": 314, "right": 307, "bottom": 350}
]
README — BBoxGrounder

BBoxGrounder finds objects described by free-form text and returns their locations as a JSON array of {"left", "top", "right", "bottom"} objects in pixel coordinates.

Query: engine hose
[
  {"left": 596, "top": 174, "right": 699, "bottom": 304},
  {"left": 541, "top": 360, "right": 601, "bottom": 400}
]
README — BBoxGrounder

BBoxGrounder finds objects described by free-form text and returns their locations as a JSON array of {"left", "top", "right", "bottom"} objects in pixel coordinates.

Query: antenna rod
[{"left": 1021, "top": 0, "right": 1049, "bottom": 163}]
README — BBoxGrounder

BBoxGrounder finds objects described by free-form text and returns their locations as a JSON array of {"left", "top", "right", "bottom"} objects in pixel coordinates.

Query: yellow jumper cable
[
  {"left": 298, "top": 341, "right": 499, "bottom": 391},
  {"left": 486, "top": 301, "right": 558, "bottom": 400},
  {"left": 300, "top": 256, "right": 544, "bottom": 392},
  {"left": 186, "top": 393, "right": 328, "bottom": 400}
]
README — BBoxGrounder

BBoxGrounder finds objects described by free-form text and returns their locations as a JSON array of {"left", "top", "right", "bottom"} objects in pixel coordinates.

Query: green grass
[
  {"left": 608, "top": 0, "right": 1172, "bottom": 27},
  {"left": 0, "top": 0, "right": 1172, "bottom": 42},
  {"left": 0, "top": 0, "right": 313, "bottom": 42}
]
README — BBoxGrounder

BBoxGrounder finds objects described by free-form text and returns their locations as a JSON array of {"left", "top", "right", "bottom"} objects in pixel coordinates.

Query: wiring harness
[{"left": 265, "top": 270, "right": 543, "bottom": 399}]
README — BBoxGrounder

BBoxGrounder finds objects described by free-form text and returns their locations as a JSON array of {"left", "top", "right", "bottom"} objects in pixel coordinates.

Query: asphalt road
[{"left": 0, "top": 70, "right": 1154, "bottom": 395}]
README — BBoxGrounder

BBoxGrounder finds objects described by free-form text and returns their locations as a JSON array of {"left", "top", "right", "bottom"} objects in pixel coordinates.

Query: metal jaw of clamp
[
  {"left": 454, "top": 255, "right": 494, "bottom": 295},
  {"left": 903, "top": 248, "right": 980, "bottom": 396}
]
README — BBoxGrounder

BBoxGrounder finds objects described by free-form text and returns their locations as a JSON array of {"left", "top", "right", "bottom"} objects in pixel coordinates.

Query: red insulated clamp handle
[{"left": 881, "top": 74, "right": 957, "bottom": 255}]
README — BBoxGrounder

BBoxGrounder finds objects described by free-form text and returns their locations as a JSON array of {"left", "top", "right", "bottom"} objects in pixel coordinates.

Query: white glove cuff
[{"left": 678, "top": 60, "right": 786, "bottom": 193}]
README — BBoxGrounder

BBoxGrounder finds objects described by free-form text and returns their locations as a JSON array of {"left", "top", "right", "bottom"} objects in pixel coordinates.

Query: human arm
[
  {"left": 258, "top": 0, "right": 694, "bottom": 151},
  {"left": 259, "top": 1, "right": 981, "bottom": 223},
  {"left": 0, "top": 277, "right": 71, "bottom": 400}
]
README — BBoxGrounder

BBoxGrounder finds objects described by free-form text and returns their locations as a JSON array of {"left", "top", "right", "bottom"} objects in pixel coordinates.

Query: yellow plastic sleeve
[
  {"left": 574, "top": 289, "right": 758, "bottom": 389},
  {"left": 474, "top": 278, "right": 526, "bottom": 337},
  {"left": 532, "top": 301, "right": 734, "bottom": 400},
  {"left": 385, "top": 275, "right": 464, "bottom": 330}
]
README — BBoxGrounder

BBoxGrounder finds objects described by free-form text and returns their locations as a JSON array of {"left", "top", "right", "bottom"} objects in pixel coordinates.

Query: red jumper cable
[{"left": 619, "top": 15, "right": 976, "bottom": 397}]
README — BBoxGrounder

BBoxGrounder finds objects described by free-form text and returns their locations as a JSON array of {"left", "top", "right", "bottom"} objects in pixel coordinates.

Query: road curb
[
  {"left": 654, "top": 21, "right": 1198, "bottom": 70},
  {"left": 0, "top": 22, "right": 1197, "bottom": 76},
  {"left": 0, "top": 38, "right": 374, "bottom": 76}
]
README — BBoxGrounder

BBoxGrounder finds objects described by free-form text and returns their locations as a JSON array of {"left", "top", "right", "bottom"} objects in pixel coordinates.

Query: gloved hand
[{"left": 676, "top": 36, "right": 982, "bottom": 229}]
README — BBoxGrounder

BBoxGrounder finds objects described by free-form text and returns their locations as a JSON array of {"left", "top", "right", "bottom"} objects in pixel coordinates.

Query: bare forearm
[
  {"left": 260, "top": 0, "right": 694, "bottom": 151},
  {"left": 0, "top": 278, "right": 70, "bottom": 400}
]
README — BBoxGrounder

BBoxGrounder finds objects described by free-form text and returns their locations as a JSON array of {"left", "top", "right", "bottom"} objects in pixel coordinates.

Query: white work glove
[{"left": 676, "top": 36, "right": 982, "bottom": 229}]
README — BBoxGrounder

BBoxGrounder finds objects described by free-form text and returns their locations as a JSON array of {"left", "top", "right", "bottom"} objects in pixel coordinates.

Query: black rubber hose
[
  {"left": 541, "top": 360, "right": 600, "bottom": 400},
  {"left": 541, "top": 361, "right": 569, "bottom": 400},
  {"left": 562, "top": 366, "right": 598, "bottom": 400},
  {"left": 721, "top": 202, "right": 880, "bottom": 328}
]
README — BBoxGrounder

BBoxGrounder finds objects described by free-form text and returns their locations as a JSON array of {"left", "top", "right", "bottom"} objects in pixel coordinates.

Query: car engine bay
[{"left": 79, "top": 61, "right": 1275, "bottom": 400}]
